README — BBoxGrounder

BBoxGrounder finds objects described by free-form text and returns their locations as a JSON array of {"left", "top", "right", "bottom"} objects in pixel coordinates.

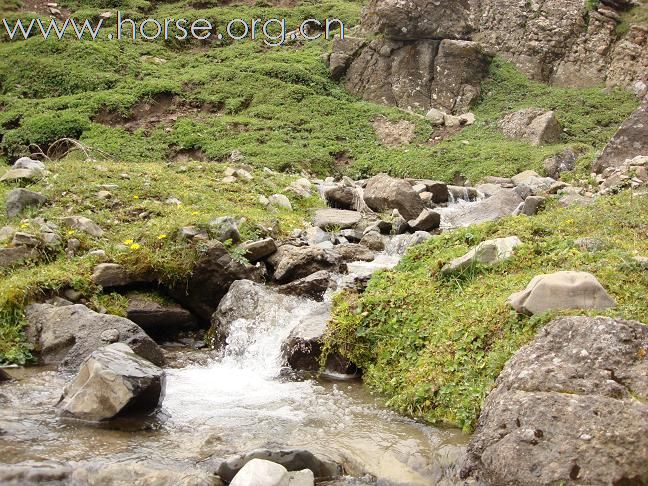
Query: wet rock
[
  {"left": 359, "top": 231, "right": 385, "bottom": 252},
  {"left": 363, "top": 173, "right": 424, "bottom": 220},
  {"left": 268, "top": 194, "right": 293, "bottom": 211},
  {"left": 0, "top": 369, "right": 11, "bottom": 382},
  {"left": 416, "top": 180, "right": 449, "bottom": 204},
  {"left": 461, "top": 316, "right": 648, "bottom": 485},
  {"left": 70, "top": 461, "right": 218, "bottom": 486},
  {"left": 0, "top": 461, "right": 72, "bottom": 484},
  {"left": 384, "top": 231, "right": 431, "bottom": 256},
  {"left": 25, "top": 303, "right": 165, "bottom": 370},
  {"left": 313, "top": 209, "right": 363, "bottom": 231},
  {"left": 407, "top": 208, "right": 441, "bottom": 232},
  {"left": 442, "top": 237, "right": 522, "bottom": 275},
  {"left": 543, "top": 148, "right": 578, "bottom": 179},
  {"left": 209, "top": 448, "right": 342, "bottom": 483},
  {"left": 6, "top": 189, "right": 47, "bottom": 218},
  {"left": 276, "top": 271, "right": 332, "bottom": 301},
  {"left": 170, "top": 241, "right": 262, "bottom": 320},
  {"left": 62, "top": 216, "right": 104, "bottom": 237},
  {"left": 499, "top": 109, "right": 562, "bottom": 145},
  {"left": 507, "top": 271, "right": 616, "bottom": 315},
  {"left": 91, "top": 263, "right": 155, "bottom": 288},
  {"left": 208, "top": 216, "right": 240, "bottom": 244},
  {"left": 268, "top": 245, "right": 342, "bottom": 284},
  {"left": 241, "top": 238, "right": 277, "bottom": 262},
  {"left": 324, "top": 186, "right": 356, "bottom": 210},
  {"left": 447, "top": 185, "right": 479, "bottom": 202},
  {"left": 210, "top": 280, "right": 330, "bottom": 349},
  {"left": 0, "top": 246, "right": 39, "bottom": 269},
  {"left": 593, "top": 95, "right": 648, "bottom": 173},
  {"left": 126, "top": 297, "right": 197, "bottom": 335},
  {"left": 440, "top": 189, "right": 523, "bottom": 228},
  {"left": 288, "top": 469, "right": 315, "bottom": 486},
  {"left": 305, "top": 226, "right": 332, "bottom": 246},
  {"left": 333, "top": 243, "right": 375, "bottom": 262},
  {"left": 56, "top": 343, "right": 165, "bottom": 422}
]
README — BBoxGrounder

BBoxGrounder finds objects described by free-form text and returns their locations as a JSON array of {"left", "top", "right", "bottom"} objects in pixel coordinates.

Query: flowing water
[{"left": 0, "top": 267, "right": 469, "bottom": 484}]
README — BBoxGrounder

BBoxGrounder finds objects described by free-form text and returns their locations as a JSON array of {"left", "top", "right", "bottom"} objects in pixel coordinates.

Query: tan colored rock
[
  {"left": 507, "top": 271, "right": 615, "bottom": 315},
  {"left": 442, "top": 236, "right": 522, "bottom": 275}
]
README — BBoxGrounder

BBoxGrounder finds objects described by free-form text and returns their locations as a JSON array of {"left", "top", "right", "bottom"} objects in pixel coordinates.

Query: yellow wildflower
[
  {"left": 158, "top": 234, "right": 167, "bottom": 240},
  {"left": 130, "top": 243, "right": 141, "bottom": 251},
  {"left": 133, "top": 195, "right": 139, "bottom": 200},
  {"left": 123, "top": 239, "right": 134, "bottom": 245}
]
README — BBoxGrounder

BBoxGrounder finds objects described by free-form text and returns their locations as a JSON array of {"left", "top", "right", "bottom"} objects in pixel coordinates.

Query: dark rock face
[
  {"left": 0, "top": 369, "right": 11, "bottom": 382},
  {"left": 544, "top": 148, "right": 578, "bottom": 179},
  {"left": 0, "top": 246, "right": 39, "bottom": 269},
  {"left": 593, "top": 95, "right": 648, "bottom": 173},
  {"left": 126, "top": 297, "right": 197, "bottom": 335},
  {"left": 461, "top": 316, "right": 648, "bottom": 485},
  {"left": 56, "top": 343, "right": 165, "bottom": 422},
  {"left": 25, "top": 304, "right": 165, "bottom": 370},
  {"left": 169, "top": 241, "right": 262, "bottom": 320}
]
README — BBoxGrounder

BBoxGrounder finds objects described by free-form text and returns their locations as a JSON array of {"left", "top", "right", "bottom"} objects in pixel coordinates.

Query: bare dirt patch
[
  {"left": 93, "top": 94, "right": 219, "bottom": 133},
  {"left": 372, "top": 116, "right": 416, "bottom": 146}
]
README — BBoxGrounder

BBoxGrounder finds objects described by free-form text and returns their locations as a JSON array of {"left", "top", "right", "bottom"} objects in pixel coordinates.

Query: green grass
[
  {"left": 0, "top": 0, "right": 638, "bottom": 182},
  {"left": 324, "top": 192, "right": 648, "bottom": 431},
  {"left": 0, "top": 156, "right": 323, "bottom": 363}
]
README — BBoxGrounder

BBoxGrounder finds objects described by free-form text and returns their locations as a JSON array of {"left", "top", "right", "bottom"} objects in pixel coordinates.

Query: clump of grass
[{"left": 324, "top": 192, "right": 648, "bottom": 431}]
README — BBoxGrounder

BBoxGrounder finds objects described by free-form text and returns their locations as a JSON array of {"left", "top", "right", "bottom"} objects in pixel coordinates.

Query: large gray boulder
[
  {"left": 499, "top": 109, "right": 562, "bottom": 146},
  {"left": 507, "top": 271, "right": 616, "bottom": 315},
  {"left": 240, "top": 238, "right": 277, "bottom": 262},
  {"left": 169, "top": 241, "right": 262, "bottom": 320},
  {"left": 229, "top": 459, "right": 289, "bottom": 486},
  {"left": 268, "top": 245, "right": 342, "bottom": 283},
  {"left": 56, "top": 343, "right": 165, "bottom": 422},
  {"left": 276, "top": 271, "right": 332, "bottom": 302},
  {"left": 363, "top": 173, "right": 425, "bottom": 220},
  {"left": 461, "top": 316, "right": 648, "bottom": 485},
  {"left": 6, "top": 189, "right": 47, "bottom": 218},
  {"left": 438, "top": 189, "right": 523, "bottom": 228},
  {"left": 593, "top": 95, "right": 648, "bottom": 173},
  {"left": 91, "top": 263, "right": 156, "bottom": 288},
  {"left": 25, "top": 304, "right": 165, "bottom": 370},
  {"left": 62, "top": 216, "right": 104, "bottom": 237}
]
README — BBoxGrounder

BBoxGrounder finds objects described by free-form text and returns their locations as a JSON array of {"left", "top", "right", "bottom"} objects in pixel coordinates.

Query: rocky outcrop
[
  {"left": 339, "top": 37, "right": 492, "bottom": 114},
  {"left": 507, "top": 271, "right": 616, "bottom": 315},
  {"left": 461, "top": 316, "right": 648, "bottom": 485},
  {"left": 91, "top": 263, "right": 156, "bottom": 288},
  {"left": 313, "top": 209, "right": 363, "bottom": 230},
  {"left": 169, "top": 241, "right": 262, "bottom": 320},
  {"left": 593, "top": 95, "right": 648, "bottom": 173},
  {"left": 438, "top": 189, "right": 523, "bottom": 228},
  {"left": 56, "top": 343, "right": 165, "bottom": 422},
  {"left": 25, "top": 303, "right": 165, "bottom": 370},
  {"left": 330, "top": 0, "right": 647, "bottom": 109},
  {"left": 276, "top": 271, "right": 332, "bottom": 301}
]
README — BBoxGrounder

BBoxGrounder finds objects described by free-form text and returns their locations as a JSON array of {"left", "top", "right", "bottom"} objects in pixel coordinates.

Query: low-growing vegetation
[{"left": 324, "top": 192, "right": 648, "bottom": 430}]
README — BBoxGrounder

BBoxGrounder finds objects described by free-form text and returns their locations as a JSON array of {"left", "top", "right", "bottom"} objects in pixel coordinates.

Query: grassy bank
[
  {"left": 324, "top": 192, "right": 648, "bottom": 430},
  {"left": 0, "top": 157, "right": 322, "bottom": 364}
]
